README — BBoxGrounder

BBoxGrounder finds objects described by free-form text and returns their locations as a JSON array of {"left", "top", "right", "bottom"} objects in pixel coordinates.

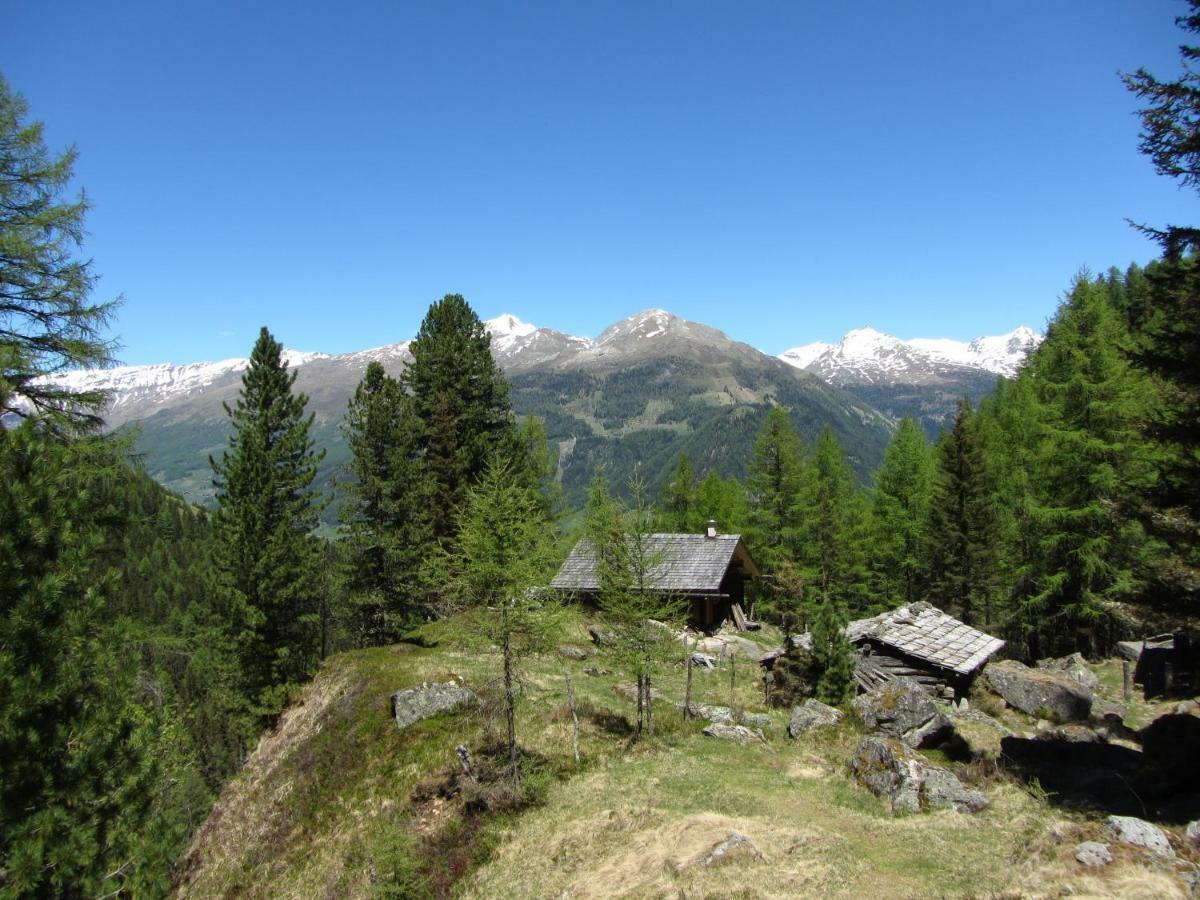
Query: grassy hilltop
[{"left": 175, "top": 611, "right": 1192, "bottom": 899}]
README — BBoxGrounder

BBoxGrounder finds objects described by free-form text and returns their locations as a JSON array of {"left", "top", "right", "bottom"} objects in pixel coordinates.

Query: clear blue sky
[{"left": 3, "top": 0, "right": 1195, "bottom": 364}]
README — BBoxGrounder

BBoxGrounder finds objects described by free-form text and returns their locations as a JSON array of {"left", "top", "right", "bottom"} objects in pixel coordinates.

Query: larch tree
[
  {"left": 745, "top": 406, "right": 807, "bottom": 574},
  {"left": 801, "top": 427, "right": 871, "bottom": 615},
  {"left": 657, "top": 453, "right": 697, "bottom": 531},
  {"left": 925, "top": 398, "right": 1003, "bottom": 629},
  {"left": 211, "top": 327, "right": 326, "bottom": 710},
  {"left": 869, "top": 417, "right": 932, "bottom": 607},
  {"left": 0, "top": 75, "right": 119, "bottom": 432},
  {"left": 448, "top": 457, "right": 560, "bottom": 786}
]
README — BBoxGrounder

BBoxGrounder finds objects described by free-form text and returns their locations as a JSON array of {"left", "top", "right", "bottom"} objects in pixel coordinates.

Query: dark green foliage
[
  {"left": 656, "top": 453, "right": 696, "bottom": 531},
  {"left": 401, "top": 295, "right": 516, "bottom": 546},
  {"left": 869, "top": 418, "right": 932, "bottom": 608},
  {"left": 801, "top": 427, "right": 872, "bottom": 615},
  {"left": 0, "top": 76, "right": 118, "bottom": 431},
  {"left": 810, "top": 599, "right": 856, "bottom": 706},
  {"left": 745, "top": 406, "right": 806, "bottom": 572},
  {"left": 211, "top": 327, "right": 327, "bottom": 709},
  {"left": 694, "top": 468, "right": 750, "bottom": 534},
  {"left": 340, "top": 361, "right": 429, "bottom": 644},
  {"left": 1020, "top": 279, "right": 1159, "bottom": 656},
  {"left": 925, "top": 399, "right": 1004, "bottom": 629}
]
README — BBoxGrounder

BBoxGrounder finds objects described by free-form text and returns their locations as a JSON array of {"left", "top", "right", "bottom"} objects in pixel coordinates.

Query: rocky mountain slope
[
  {"left": 54, "top": 310, "right": 893, "bottom": 514},
  {"left": 779, "top": 326, "right": 1042, "bottom": 433}
]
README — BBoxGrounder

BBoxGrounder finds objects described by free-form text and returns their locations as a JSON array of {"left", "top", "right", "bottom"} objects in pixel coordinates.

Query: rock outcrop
[
  {"left": 852, "top": 679, "right": 951, "bottom": 748},
  {"left": 702, "top": 723, "right": 766, "bottom": 744},
  {"left": 1105, "top": 815, "right": 1174, "bottom": 858},
  {"left": 983, "top": 659, "right": 1092, "bottom": 722},
  {"left": 1036, "top": 652, "right": 1100, "bottom": 692},
  {"left": 391, "top": 681, "right": 477, "bottom": 731},
  {"left": 846, "top": 736, "right": 989, "bottom": 814},
  {"left": 788, "top": 699, "right": 844, "bottom": 738}
]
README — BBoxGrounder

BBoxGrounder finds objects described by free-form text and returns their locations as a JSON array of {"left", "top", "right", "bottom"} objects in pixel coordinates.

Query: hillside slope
[{"left": 175, "top": 616, "right": 1190, "bottom": 899}]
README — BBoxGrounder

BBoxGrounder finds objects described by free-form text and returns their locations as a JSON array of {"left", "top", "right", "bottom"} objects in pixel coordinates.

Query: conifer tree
[
  {"left": 400, "top": 294, "right": 515, "bottom": 546},
  {"left": 448, "top": 457, "right": 559, "bottom": 785},
  {"left": 925, "top": 398, "right": 1003, "bottom": 628},
  {"left": 869, "top": 417, "right": 932, "bottom": 607},
  {"left": 695, "top": 468, "right": 750, "bottom": 534},
  {"left": 745, "top": 407, "right": 806, "bottom": 573},
  {"left": 340, "top": 361, "right": 428, "bottom": 644},
  {"left": 810, "top": 597, "right": 856, "bottom": 706},
  {"left": 585, "top": 471, "right": 682, "bottom": 736},
  {"left": 801, "top": 427, "right": 871, "bottom": 614},
  {"left": 657, "top": 453, "right": 697, "bottom": 531},
  {"left": 0, "top": 426, "right": 159, "bottom": 895},
  {"left": 211, "top": 327, "right": 326, "bottom": 708},
  {"left": 0, "top": 76, "right": 119, "bottom": 431},
  {"left": 1022, "top": 279, "right": 1159, "bottom": 656}
]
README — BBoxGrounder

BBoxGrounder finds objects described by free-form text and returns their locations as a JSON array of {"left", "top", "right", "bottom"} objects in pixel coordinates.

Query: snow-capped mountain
[{"left": 780, "top": 325, "right": 1041, "bottom": 385}]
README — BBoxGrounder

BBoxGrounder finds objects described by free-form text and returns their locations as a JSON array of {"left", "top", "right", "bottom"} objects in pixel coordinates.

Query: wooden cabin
[
  {"left": 550, "top": 522, "right": 760, "bottom": 631},
  {"left": 761, "top": 601, "right": 1004, "bottom": 700},
  {"left": 1117, "top": 631, "right": 1199, "bottom": 699}
]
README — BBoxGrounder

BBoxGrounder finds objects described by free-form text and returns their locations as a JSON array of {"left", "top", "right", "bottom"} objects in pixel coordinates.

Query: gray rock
[
  {"left": 694, "top": 634, "right": 762, "bottom": 661},
  {"left": 702, "top": 723, "right": 765, "bottom": 744},
  {"left": 690, "top": 652, "right": 718, "bottom": 670},
  {"left": 699, "top": 832, "right": 763, "bottom": 867},
  {"left": 1036, "top": 652, "right": 1100, "bottom": 692},
  {"left": 559, "top": 644, "right": 589, "bottom": 661},
  {"left": 852, "top": 679, "right": 952, "bottom": 748},
  {"left": 984, "top": 659, "right": 1093, "bottom": 722},
  {"left": 391, "top": 681, "right": 476, "bottom": 731},
  {"left": 1186, "top": 819, "right": 1200, "bottom": 849},
  {"left": 1105, "top": 815, "right": 1175, "bottom": 858},
  {"left": 789, "top": 699, "right": 844, "bottom": 738},
  {"left": 1041, "top": 724, "right": 1104, "bottom": 744},
  {"left": 678, "top": 701, "right": 770, "bottom": 729},
  {"left": 846, "top": 736, "right": 989, "bottom": 814},
  {"left": 1074, "top": 841, "right": 1113, "bottom": 867}
]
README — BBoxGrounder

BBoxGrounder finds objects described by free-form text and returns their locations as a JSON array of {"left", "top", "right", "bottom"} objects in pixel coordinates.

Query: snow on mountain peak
[
  {"left": 780, "top": 325, "right": 1042, "bottom": 381},
  {"left": 484, "top": 313, "right": 537, "bottom": 339}
]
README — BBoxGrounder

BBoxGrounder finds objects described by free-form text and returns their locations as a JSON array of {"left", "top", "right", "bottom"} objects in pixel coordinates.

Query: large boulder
[
  {"left": 789, "top": 699, "right": 844, "bottom": 738},
  {"left": 703, "top": 723, "right": 765, "bottom": 744},
  {"left": 391, "top": 681, "right": 476, "bottom": 731},
  {"left": 1036, "top": 652, "right": 1100, "bottom": 692},
  {"left": 852, "top": 679, "right": 951, "bottom": 748},
  {"left": 677, "top": 701, "right": 770, "bottom": 729},
  {"left": 693, "top": 634, "right": 762, "bottom": 661},
  {"left": 1105, "top": 815, "right": 1174, "bottom": 858},
  {"left": 983, "top": 659, "right": 1092, "bottom": 722},
  {"left": 846, "top": 736, "right": 989, "bottom": 814}
]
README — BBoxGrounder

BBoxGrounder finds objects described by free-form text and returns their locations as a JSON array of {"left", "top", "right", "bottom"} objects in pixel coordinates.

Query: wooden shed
[
  {"left": 1117, "top": 631, "right": 1199, "bottom": 699},
  {"left": 761, "top": 601, "right": 1004, "bottom": 699},
  {"left": 550, "top": 524, "right": 760, "bottom": 631}
]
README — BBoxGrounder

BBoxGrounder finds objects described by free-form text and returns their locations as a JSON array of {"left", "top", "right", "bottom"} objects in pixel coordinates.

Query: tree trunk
[
  {"left": 636, "top": 673, "right": 644, "bottom": 735},
  {"left": 646, "top": 673, "right": 653, "bottom": 736},
  {"left": 684, "top": 644, "right": 694, "bottom": 720},
  {"left": 502, "top": 612, "right": 520, "bottom": 786},
  {"left": 566, "top": 673, "right": 580, "bottom": 763}
]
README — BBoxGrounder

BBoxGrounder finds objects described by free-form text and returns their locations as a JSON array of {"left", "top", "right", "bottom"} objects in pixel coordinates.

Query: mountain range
[{"left": 37, "top": 311, "right": 1040, "bottom": 517}]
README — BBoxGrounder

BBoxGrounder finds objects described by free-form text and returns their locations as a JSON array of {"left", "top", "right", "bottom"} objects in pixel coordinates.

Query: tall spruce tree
[
  {"left": 657, "top": 453, "right": 697, "bottom": 531},
  {"left": 801, "top": 427, "right": 871, "bottom": 614},
  {"left": 0, "top": 76, "right": 118, "bottom": 431},
  {"left": 211, "top": 327, "right": 326, "bottom": 708},
  {"left": 400, "top": 294, "right": 515, "bottom": 546},
  {"left": 925, "top": 398, "right": 1003, "bottom": 628},
  {"left": 869, "top": 417, "right": 932, "bottom": 607},
  {"left": 745, "top": 407, "right": 806, "bottom": 573},
  {"left": 1022, "top": 279, "right": 1158, "bottom": 656},
  {"left": 340, "top": 361, "right": 428, "bottom": 645}
]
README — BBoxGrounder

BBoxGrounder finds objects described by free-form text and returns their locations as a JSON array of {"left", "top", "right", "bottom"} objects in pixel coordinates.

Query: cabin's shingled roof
[
  {"left": 550, "top": 534, "right": 757, "bottom": 594},
  {"left": 847, "top": 601, "right": 1004, "bottom": 675}
]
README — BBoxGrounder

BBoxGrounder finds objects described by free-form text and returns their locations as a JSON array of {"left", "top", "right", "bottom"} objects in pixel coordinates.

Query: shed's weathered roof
[
  {"left": 847, "top": 602, "right": 1004, "bottom": 676},
  {"left": 551, "top": 534, "right": 758, "bottom": 593}
]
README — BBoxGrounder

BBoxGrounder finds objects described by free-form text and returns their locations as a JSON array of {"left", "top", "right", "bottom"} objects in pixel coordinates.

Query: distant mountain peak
[{"left": 780, "top": 325, "right": 1042, "bottom": 384}]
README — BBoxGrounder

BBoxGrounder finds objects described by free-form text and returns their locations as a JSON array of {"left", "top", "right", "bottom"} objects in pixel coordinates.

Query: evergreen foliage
[
  {"left": 656, "top": 453, "right": 696, "bottom": 531},
  {"left": 694, "top": 468, "right": 750, "bottom": 534},
  {"left": 801, "top": 427, "right": 871, "bottom": 615},
  {"left": 211, "top": 327, "right": 327, "bottom": 709},
  {"left": 869, "top": 417, "right": 932, "bottom": 608},
  {"left": 745, "top": 407, "right": 806, "bottom": 573},
  {"left": 0, "top": 76, "right": 119, "bottom": 431},
  {"left": 925, "top": 399, "right": 1004, "bottom": 629},
  {"left": 340, "top": 361, "right": 428, "bottom": 644},
  {"left": 1020, "top": 279, "right": 1159, "bottom": 656},
  {"left": 809, "top": 598, "right": 856, "bottom": 706},
  {"left": 400, "top": 294, "right": 516, "bottom": 546}
]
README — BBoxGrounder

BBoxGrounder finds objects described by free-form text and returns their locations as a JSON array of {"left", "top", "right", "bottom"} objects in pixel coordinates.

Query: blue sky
[{"left": 4, "top": 1, "right": 1195, "bottom": 365}]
